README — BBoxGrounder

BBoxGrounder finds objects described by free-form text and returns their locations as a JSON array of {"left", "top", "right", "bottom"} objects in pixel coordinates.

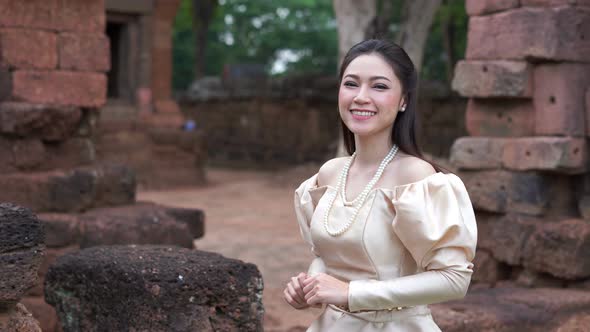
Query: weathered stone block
[
  {"left": 36, "top": 245, "right": 79, "bottom": 288},
  {"left": 0, "top": 137, "right": 94, "bottom": 174},
  {"left": 452, "top": 60, "right": 532, "bottom": 98},
  {"left": 0, "top": 102, "right": 82, "bottom": 141},
  {"left": 0, "top": 302, "right": 42, "bottom": 332},
  {"left": 461, "top": 170, "right": 576, "bottom": 215},
  {"left": 37, "top": 214, "right": 80, "bottom": 248},
  {"left": 431, "top": 287, "right": 590, "bottom": 332},
  {"left": 534, "top": 63, "right": 590, "bottom": 136},
  {"left": 586, "top": 89, "right": 590, "bottom": 136},
  {"left": 502, "top": 137, "right": 588, "bottom": 173},
  {"left": 466, "top": 99, "right": 534, "bottom": 137},
  {"left": 12, "top": 71, "right": 106, "bottom": 107},
  {"left": 93, "top": 164, "right": 136, "bottom": 207},
  {"left": 44, "top": 138, "right": 95, "bottom": 170},
  {"left": 515, "top": 269, "right": 565, "bottom": 288},
  {"left": 0, "top": 28, "right": 57, "bottom": 69},
  {"left": 45, "top": 246, "right": 264, "bottom": 332},
  {"left": 523, "top": 218, "right": 590, "bottom": 279},
  {"left": 472, "top": 249, "right": 509, "bottom": 285},
  {"left": 0, "top": 0, "right": 105, "bottom": 33},
  {"left": 522, "top": 0, "right": 590, "bottom": 6},
  {"left": 58, "top": 33, "right": 109, "bottom": 71},
  {"left": 490, "top": 214, "right": 539, "bottom": 265},
  {"left": 450, "top": 137, "right": 506, "bottom": 170},
  {"left": 0, "top": 204, "right": 44, "bottom": 305},
  {"left": 0, "top": 165, "right": 135, "bottom": 213},
  {"left": 0, "top": 138, "right": 45, "bottom": 173},
  {"left": 466, "top": 0, "right": 519, "bottom": 16},
  {"left": 0, "top": 64, "right": 11, "bottom": 100},
  {"left": 467, "top": 7, "right": 590, "bottom": 62},
  {"left": 79, "top": 203, "right": 203, "bottom": 249},
  {"left": 578, "top": 196, "right": 590, "bottom": 220}
]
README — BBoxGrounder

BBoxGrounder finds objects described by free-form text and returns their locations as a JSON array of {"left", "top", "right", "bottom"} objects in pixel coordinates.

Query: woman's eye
[
  {"left": 374, "top": 84, "right": 389, "bottom": 90},
  {"left": 343, "top": 81, "right": 358, "bottom": 87}
]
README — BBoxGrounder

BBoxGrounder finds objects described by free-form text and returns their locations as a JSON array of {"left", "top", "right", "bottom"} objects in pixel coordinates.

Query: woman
[{"left": 283, "top": 39, "right": 477, "bottom": 331}]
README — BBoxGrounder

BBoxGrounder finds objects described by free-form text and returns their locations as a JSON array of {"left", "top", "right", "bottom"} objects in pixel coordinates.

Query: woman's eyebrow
[{"left": 343, "top": 74, "right": 392, "bottom": 82}]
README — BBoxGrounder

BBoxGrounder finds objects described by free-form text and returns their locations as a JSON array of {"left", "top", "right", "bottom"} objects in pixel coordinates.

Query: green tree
[{"left": 173, "top": 0, "right": 338, "bottom": 91}]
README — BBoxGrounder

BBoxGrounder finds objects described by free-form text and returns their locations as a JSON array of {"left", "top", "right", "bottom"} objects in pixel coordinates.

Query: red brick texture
[
  {"left": 58, "top": 33, "right": 110, "bottom": 72},
  {"left": 466, "top": 99, "right": 535, "bottom": 137},
  {"left": 452, "top": 136, "right": 587, "bottom": 173},
  {"left": 502, "top": 137, "right": 587, "bottom": 173},
  {"left": 11, "top": 70, "right": 106, "bottom": 107},
  {"left": 534, "top": 63, "right": 590, "bottom": 136},
  {"left": 466, "top": 0, "right": 519, "bottom": 16},
  {"left": 0, "top": 28, "right": 57, "bottom": 69},
  {"left": 453, "top": 60, "right": 532, "bottom": 98},
  {"left": 0, "top": 0, "right": 105, "bottom": 33},
  {"left": 467, "top": 7, "right": 590, "bottom": 62},
  {"left": 521, "top": 0, "right": 590, "bottom": 6}
]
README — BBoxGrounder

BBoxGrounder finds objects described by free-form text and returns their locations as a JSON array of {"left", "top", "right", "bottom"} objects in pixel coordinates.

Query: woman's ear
[{"left": 399, "top": 98, "right": 407, "bottom": 112}]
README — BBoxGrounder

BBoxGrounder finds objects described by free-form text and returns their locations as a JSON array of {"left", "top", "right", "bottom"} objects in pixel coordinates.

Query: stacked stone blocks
[
  {"left": 0, "top": 1, "right": 213, "bottom": 330},
  {"left": 453, "top": 0, "right": 590, "bottom": 289}
]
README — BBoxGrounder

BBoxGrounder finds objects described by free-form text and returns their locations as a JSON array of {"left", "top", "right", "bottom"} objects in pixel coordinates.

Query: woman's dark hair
[{"left": 339, "top": 39, "right": 432, "bottom": 167}]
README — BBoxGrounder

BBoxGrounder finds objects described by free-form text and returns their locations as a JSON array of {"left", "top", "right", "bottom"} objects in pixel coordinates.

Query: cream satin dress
[{"left": 294, "top": 172, "right": 477, "bottom": 332}]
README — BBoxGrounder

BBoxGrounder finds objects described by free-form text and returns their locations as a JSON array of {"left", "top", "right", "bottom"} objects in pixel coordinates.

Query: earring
[{"left": 400, "top": 105, "right": 406, "bottom": 112}]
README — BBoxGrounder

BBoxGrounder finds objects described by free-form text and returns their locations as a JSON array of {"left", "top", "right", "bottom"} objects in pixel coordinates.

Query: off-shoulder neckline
[{"left": 309, "top": 171, "right": 448, "bottom": 198}]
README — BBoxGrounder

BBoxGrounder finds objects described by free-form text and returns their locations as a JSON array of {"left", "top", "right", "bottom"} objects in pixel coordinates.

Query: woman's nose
[{"left": 353, "top": 87, "right": 370, "bottom": 104}]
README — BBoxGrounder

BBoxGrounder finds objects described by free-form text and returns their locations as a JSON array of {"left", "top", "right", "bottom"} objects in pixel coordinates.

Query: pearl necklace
[{"left": 323, "top": 145, "right": 399, "bottom": 236}]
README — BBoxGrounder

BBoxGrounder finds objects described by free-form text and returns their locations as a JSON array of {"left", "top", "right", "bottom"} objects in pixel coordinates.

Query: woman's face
[{"left": 338, "top": 53, "right": 405, "bottom": 138}]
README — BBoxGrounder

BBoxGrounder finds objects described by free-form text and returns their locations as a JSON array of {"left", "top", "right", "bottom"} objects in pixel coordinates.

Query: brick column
[
  {"left": 451, "top": 1, "right": 590, "bottom": 287},
  {"left": 144, "top": 0, "right": 184, "bottom": 128}
]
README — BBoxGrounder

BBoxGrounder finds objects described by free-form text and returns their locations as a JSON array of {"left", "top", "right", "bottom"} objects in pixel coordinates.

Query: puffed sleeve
[
  {"left": 348, "top": 173, "right": 477, "bottom": 312},
  {"left": 294, "top": 174, "right": 326, "bottom": 276}
]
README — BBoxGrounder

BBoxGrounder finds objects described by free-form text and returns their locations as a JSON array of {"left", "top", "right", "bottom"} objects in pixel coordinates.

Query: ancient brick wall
[
  {"left": 0, "top": 1, "right": 209, "bottom": 331},
  {"left": 451, "top": 0, "right": 590, "bottom": 288},
  {"left": 181, "top": 77, "right": 466, "bottom": 168}
]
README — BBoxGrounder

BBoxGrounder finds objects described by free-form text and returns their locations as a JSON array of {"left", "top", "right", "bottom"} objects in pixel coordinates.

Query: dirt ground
[{"left": 137, "top": 166, "right": 324, "bottom": 332}]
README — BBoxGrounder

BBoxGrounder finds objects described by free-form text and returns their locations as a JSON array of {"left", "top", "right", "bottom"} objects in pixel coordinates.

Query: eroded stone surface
[
  {"left": 432, "top": 287, "right": 590, "bottom": 331},
  {"left": 45, "top": 245, "right": 264, "bottom": 332}
]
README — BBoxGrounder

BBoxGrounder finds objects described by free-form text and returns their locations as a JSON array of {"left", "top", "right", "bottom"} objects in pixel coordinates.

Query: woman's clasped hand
[{"left": 283, "top": 272, "right": 349, "bottom": 309}]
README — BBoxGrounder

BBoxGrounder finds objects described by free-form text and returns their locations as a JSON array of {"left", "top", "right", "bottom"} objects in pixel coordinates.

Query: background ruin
[{"left": 0, "top": 0, "right": 590, "bottom": 331}]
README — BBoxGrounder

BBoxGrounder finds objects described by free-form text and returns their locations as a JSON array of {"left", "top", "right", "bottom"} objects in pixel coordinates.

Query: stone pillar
[
  {"left": 142, "top": 0, "right": 184, "bottom": 128},
  {"left": 451, "top": 1, "right": 590, "bottom": 287}
]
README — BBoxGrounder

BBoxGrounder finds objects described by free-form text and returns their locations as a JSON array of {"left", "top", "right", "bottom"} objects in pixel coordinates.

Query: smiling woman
[{"left": 284, "top": 39, "right": 478, "bottom": 332}]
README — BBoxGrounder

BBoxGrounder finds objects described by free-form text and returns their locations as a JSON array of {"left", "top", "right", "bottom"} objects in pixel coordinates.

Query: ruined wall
[
  {"left": 181, "top": 76, "right": 466, "bottom": 168},
  {"left": 451, "top": 0, "right": 590, "bottom": 288},
  {"left": 0, "top": 1, "right": 208, "bottom": 331}
]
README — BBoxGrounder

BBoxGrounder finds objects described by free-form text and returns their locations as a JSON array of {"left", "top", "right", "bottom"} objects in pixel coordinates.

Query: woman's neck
[{"left": 353, "top": 130, "right": 394, "bottom": 168}]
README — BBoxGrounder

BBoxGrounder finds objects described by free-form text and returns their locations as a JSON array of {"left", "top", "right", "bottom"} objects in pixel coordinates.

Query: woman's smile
[{"left": 350, "top": 109, "right": 377, "bottom": 120}]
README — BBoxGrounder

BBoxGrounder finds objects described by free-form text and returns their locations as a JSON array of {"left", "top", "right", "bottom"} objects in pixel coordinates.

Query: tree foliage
[
  {"left": 173, "top": 0, "right": 338, "bottom": 90},
  {"left": 172, "top": 0, "right": 467, "bottom": 91}
]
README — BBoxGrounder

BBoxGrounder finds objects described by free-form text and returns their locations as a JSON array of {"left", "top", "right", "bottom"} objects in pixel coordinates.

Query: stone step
[
  {"left": 432, "top": 287, "right": 590, "bottom": 331},
  {"left": 0, "top": 164, "right": 135, "bottom": 213},
  {"left": 45, "top": 245, "right": 263, "bottom": 332}
]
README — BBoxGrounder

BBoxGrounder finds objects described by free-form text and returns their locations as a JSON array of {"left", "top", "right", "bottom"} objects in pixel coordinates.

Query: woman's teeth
[{"left": 351, "top": 110, "right": 376, "bottom": 116}]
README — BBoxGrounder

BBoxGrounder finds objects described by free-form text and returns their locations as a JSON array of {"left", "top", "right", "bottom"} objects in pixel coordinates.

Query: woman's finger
[
  {"left": 292, "top": 277, "right": 306, "bottom": 299},
  {"left": 304, "top": 285, "right": 317, "bottom": 301},
  {"left": 287, "top": 282, "right": 305, "bottom": 304},
  {"left": 302, "top": 280, "right": 316, "bottom": 294}
]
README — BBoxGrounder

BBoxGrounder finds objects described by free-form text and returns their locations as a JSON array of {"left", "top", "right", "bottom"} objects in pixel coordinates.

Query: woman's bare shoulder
[
  {"left": 317, "top": 157, "right": 349, "bottom": 187},
  {"left": 389, "top": 154, "right": 436, "bottom": 186}
]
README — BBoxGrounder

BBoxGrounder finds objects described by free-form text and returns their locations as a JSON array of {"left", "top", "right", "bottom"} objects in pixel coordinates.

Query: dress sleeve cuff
[{"left": 348, "top": 279, "right": 380, "bottom": 312}]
